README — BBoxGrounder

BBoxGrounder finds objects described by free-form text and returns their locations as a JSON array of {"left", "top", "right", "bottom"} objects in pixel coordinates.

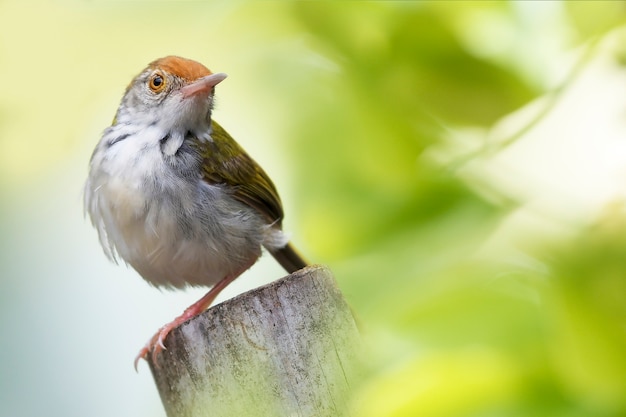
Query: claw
[
  {"left": 157, "top": 334, "right": 167, "bottom": 350},
  {"left": 151, "top": 327, "right": 171, "bottom": 364},
  {"left": 134, "top": 347, "right": 149, "bottom": 372}
]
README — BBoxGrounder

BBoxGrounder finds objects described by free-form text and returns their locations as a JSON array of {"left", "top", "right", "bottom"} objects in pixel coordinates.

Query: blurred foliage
[
  {"left": 276, "top": 2, "right": 626, "bottom": 417},
  {"left": 565, "top": 1, "right": 626, "bottom": 39},
  {"left": 290, "top": 2, "right": 532, "bottom": 258}
]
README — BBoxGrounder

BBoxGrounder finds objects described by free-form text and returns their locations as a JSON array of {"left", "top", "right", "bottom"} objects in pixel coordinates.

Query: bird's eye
[{"left": 149, "top": 72, "right": 166, "bottom": 93}]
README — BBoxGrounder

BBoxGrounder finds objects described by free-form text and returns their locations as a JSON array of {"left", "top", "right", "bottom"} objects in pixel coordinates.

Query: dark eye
[{"left": 149, "top": 72, "right": 166, "bottom": 93}]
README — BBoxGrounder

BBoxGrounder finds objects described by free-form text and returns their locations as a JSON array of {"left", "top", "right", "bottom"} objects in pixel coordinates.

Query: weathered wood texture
[{"left": 149, "top": 265, "right": 361, "bottom": 417}]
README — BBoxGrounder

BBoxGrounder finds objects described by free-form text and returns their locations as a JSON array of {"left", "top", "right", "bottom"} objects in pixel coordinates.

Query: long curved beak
[{"left": 181, "top": 73, "right": 228, "bottom": 99}]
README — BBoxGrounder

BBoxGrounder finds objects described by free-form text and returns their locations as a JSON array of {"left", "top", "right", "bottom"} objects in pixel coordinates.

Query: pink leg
[{"left": 134, "top": 272, "right": 241, "bottom": 370}]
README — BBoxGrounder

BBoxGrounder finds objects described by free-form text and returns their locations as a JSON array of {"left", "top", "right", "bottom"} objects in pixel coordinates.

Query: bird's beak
[{"left": 181, "top": 73, "right": 228, "bottom": 99}]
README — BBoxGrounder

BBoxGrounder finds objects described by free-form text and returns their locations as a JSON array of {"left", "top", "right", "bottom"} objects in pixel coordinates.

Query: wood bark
[{"left": 149, "top": 265, "right": 361, "bottom": 417}]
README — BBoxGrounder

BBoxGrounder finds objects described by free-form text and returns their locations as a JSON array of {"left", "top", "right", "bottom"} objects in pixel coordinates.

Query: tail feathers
[{"left": 269, "top": 242, "right": 308, "bottom": 273}]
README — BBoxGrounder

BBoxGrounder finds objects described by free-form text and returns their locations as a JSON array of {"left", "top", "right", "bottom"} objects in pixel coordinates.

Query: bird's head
[{"left": 115, "top": 56, "right": 227, "bottom": 132}]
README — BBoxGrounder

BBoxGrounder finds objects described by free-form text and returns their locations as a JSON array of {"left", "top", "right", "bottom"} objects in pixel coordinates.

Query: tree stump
[{"left": 148, "top": 265, "right": 361, "bottom": 417}]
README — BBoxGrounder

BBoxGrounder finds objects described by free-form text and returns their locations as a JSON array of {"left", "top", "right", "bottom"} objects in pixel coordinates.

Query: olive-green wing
[{"left": 198, "top": 120, "right": 284, "bottom": 226}]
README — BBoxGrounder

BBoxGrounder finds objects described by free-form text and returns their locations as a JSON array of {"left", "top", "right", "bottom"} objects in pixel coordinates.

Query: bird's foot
[
  {"left": 133, "top": 270, "right": 246, "bottom": 371},
  {"left": 134, "top": 317, "right": 187, "bottom": 371}
]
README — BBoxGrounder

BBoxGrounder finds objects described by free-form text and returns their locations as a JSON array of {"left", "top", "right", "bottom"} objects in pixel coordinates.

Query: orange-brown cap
[{"left": 149, "top": 56, "right": 213, "bottom": 81}]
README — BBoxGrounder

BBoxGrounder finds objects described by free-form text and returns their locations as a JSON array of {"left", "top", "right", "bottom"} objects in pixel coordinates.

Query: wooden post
[{"left": 148, "top": 265, "right": 361, "bottom": 417}]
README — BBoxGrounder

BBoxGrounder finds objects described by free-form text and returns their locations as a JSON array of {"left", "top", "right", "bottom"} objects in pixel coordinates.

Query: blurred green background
[{"left": 1, "top": 1, "right": 625, "bottom": 416}]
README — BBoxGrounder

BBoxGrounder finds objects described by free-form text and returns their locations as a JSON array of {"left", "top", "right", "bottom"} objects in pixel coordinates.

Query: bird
[{"left": 84, "top": 56, "right": 307, "bottom": 368}]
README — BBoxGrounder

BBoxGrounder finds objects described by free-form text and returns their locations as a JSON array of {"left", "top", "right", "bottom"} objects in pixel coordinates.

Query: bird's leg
[{"left": 134, "top": 271, "right": 242, "bottom": 370}]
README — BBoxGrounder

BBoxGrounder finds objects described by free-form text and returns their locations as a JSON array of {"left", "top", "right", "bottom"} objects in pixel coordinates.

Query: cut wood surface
[{"left": 148, "top": 265, "right": 361, "bottom": 417}]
